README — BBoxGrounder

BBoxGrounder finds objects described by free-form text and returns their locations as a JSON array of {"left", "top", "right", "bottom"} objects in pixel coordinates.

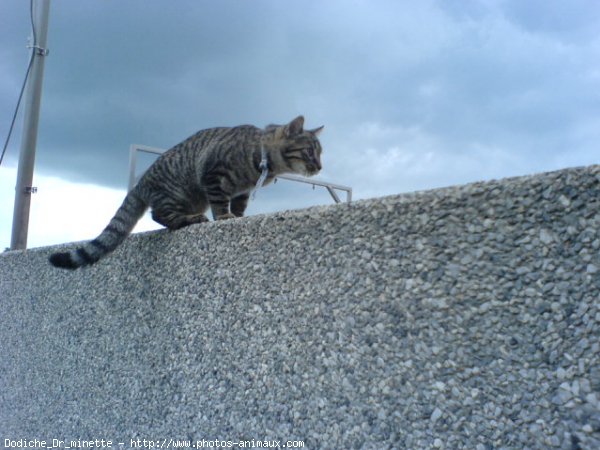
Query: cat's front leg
[
  {"left": 204, "top": 172, "right": 236, "bottom": 220},
  {"left": 207, "top": 192, "right": 237, "bottom": 220},
  {"left": 230, "top": 193, "right": 250, "bottom": 217},
  {"left": 209, "top": 199, "right": 234, "bottom": 220}
]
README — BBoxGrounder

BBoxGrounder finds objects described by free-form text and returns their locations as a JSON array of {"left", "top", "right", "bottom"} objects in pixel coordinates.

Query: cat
[{"left": 49, "top": 115, "right": 323, "bottom": 269}]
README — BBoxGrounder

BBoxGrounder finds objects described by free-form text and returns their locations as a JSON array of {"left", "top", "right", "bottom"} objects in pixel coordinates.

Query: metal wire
[{"left": 0, "top": 0, "right": 37, "bottom": 167}]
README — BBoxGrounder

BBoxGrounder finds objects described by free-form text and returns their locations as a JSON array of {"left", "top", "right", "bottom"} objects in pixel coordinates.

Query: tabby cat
[{"left": 49, "top": 115, "right": 323, "bottom": 269}]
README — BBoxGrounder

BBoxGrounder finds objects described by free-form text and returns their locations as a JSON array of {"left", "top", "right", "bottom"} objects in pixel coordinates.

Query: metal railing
[{"left": 128, "top": 144, "right": 352, "bottom": 203}]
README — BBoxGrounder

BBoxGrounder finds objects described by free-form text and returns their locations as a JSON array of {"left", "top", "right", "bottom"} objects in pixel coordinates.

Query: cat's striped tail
[{"left": 49, "top": 186, "right": 148, "bottom": 270}]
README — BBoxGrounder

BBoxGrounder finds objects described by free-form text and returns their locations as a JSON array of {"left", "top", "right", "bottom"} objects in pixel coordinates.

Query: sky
[{"left": 1, "top": 0, "right": 599, "bottom": 250}]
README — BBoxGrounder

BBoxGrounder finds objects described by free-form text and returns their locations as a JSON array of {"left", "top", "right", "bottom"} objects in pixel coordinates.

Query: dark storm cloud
[
  {"left": 3, "top": 1, "right": 335, "bottom": 185},
  {"left": 1, "top": 0, "right": 599, "bottom": 197}
]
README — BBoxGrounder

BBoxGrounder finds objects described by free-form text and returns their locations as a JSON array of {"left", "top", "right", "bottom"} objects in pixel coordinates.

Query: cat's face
[{"left": 279, "top": 116, "right": 324, "bottom": 176}]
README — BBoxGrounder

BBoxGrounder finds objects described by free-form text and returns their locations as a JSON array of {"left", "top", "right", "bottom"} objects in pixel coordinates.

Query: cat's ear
[
  {"left": 286, "top": 115, "right": 305, "bottom": 136},
  {"left": 308, "top": 125, "right": 324, "bottom": 137}
]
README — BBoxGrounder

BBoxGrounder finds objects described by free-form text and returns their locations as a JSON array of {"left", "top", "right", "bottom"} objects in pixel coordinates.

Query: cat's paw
[
  {"left": 216, "top": 213, "right": 236, "bottom": 220},
  {"left": 188, "top": 214, "right": 209, "bottom": 224}
]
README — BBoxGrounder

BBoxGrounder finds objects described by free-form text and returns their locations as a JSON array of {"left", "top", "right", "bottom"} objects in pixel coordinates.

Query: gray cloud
[
  {"left": 500, "top": 0, "right": 600, "bottom": 43},
  {"left": 1, "top": 0, "right": 599, "bottom": 204}
]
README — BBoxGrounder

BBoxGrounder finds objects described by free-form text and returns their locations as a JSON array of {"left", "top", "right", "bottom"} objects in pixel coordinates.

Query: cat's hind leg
[
  {"left": 151, "top": 209, "right": 209, "bottom": 230},
  {"left": 151, "top": 197, "right": 209, "bottom": 229}
]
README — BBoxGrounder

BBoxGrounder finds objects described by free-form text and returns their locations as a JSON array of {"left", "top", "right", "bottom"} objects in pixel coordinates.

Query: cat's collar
[
  {"left": 252, "top": 143, "right": 269, "bottom": 200},
  {"left": 259, "top": 143, "right": 269, "bottom": 172}
]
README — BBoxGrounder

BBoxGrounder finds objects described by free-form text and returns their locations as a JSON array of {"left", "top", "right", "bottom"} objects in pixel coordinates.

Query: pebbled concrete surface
[{"left": 1, "top": 165, "right": 599, "bottom": 449}]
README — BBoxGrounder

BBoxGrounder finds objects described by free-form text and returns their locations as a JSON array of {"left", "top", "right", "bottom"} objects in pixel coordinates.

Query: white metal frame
[{"left": 128, "top": 144, "right": 352, "bottom": 203}]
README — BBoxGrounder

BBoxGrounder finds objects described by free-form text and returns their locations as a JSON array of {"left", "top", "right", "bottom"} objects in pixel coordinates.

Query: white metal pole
[{"left": 10, "top": 0, "right": 51, "bottom": 250}]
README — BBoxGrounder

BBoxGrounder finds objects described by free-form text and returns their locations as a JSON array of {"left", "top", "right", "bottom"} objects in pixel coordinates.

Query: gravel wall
[{"left": 1, "top": 165, "right": 599, "bottom": 449}]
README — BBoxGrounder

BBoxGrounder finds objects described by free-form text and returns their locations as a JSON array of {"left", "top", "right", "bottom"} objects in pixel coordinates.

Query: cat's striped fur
[{"left": 49, "top": 115, "right": 323, "bottom": 269}]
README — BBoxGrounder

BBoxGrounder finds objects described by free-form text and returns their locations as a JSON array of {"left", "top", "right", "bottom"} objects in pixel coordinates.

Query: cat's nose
[{"left": 314, "top": 158, "right": 322, "bottom": 171}]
